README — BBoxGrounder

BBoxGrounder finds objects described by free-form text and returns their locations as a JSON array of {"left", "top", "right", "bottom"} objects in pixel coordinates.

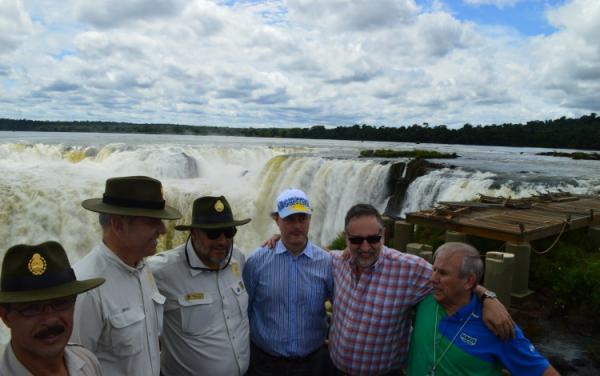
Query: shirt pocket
[
  {"left": 108, "top": 308, "right": 145, "bottom": 356},
  {"left": 152, "top": 292, "right": 166, "bottom": 335},
  {"left": 177, "top": 294, "right": 215, "bottom": 335},
  {"left": 231, "top": 281, "right": 248, "bottom": 317}
]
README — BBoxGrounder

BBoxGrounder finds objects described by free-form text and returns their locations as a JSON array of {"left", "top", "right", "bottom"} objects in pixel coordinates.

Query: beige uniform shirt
[
  {"left": 149, "top": 242, "right": 250, "bottom": 376},
  {"left": 0, "top": 342, "right": 102, "bottom": 375},
  {"left": 72, "top": 243, "right": 164, "bottom": 376}
]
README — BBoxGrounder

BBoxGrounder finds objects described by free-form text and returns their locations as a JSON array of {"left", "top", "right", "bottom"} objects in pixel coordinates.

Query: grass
[{"left": 537, "top": 151, "right": 600, "bottom": 160}]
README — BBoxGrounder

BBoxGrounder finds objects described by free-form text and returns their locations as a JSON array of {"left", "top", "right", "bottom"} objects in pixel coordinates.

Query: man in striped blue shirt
[{"left": 243, "top": 188, "right": 333, "bottom": 376}]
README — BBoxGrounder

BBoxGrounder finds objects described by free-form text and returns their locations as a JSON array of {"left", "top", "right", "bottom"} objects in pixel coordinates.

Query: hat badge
[
  {"left": 28, "top": 253, "right": 47, "bottom": 276},
  {"left": 214, "top": 200, "right": 225, "bottom": 212}
]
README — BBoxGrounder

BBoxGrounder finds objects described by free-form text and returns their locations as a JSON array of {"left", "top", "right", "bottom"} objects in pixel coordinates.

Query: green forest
[{"left": 1, "top": 113, "right": 599, "bottom": 150}]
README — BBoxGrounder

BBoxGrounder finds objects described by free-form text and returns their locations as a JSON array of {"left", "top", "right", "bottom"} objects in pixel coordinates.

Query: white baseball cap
[{"left": 275, "top": 188, "right": 312, "bottom": 218}]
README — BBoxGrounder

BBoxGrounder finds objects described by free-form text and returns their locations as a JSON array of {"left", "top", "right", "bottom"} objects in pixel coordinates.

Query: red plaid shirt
[{"left": 329, "top": 247, "right": 432, "bottom": 375}]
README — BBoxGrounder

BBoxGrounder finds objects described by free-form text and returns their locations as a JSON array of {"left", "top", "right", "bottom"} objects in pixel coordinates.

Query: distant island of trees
[{"left": 1, "top": 113, "right": 599, "bottom": 150}]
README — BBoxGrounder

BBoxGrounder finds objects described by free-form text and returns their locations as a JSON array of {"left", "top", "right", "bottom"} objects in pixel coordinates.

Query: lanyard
[{"left": 430, "top": 304, "right": 474, "bottom": 375}]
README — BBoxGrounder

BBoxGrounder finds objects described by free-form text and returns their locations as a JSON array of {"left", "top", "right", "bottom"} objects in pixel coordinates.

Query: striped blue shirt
[{"left": 243, "top": 240, "right": 333, "bottom": 357}]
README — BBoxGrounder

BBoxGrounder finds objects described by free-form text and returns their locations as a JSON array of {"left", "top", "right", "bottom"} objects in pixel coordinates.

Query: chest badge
[
  {"left": 459, "top": 332, "right": 477, "bottom": 346},
  {"left": 231, "top": 263, "right": 240, "bottom": 277}
]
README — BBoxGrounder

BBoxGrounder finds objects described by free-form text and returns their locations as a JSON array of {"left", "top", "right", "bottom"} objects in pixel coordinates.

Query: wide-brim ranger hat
[
  {"left": 175, "top": 196, "right": 251, "bottom": 231},
  {"left": 275, "top": 188, "right": 312, "bottom": 218},
  {"left": 0, "top": 241, "right": 105, "bottom": 304},
  {"left": 82, "top": 176, "right": 181, "bottom": 219}
]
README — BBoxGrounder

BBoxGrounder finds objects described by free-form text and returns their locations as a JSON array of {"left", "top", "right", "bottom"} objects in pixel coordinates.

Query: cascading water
[
  {"left": 0, "top": 140, "right": 392, "bottom": 259},
  {"left": 399, "top": 167, "right": 600, "bottom": 217}
]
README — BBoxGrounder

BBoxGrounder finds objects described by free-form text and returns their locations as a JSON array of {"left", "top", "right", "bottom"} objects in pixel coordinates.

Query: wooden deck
[{"left": 405, "top": 195, "right": 600, "bottom": 243}]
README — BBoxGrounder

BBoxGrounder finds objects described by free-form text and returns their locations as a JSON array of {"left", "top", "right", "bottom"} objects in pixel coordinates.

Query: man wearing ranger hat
[
  {"left": 148, "top": 195, "right": 251, "bottom": 376},
  {"left": 71, "top": 176, "right": 182, "bottom": 376},
  {"left": 0, "top": 241, "right": 105, "bottom": 375}
]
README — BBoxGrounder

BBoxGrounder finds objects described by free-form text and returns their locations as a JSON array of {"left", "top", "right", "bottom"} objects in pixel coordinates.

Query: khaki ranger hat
[
  {"left": 0, "top": 241, "right": 105, "bottom": 304},
  {"left": 175, "top": 196, "right": 251, "bottom": 231},
  {"left": 82, "top": 175, "right": 181, "bottom": 219}
]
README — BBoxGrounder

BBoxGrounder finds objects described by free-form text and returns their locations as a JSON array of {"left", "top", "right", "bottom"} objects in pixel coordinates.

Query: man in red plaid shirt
[{"left": 328, "top": 204, "right": 514, "bottom": 375}]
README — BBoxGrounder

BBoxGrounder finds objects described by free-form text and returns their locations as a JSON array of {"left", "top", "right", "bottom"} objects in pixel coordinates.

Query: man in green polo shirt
[{"left": 407, "top": 242, "right": 559, "bottom": 376}]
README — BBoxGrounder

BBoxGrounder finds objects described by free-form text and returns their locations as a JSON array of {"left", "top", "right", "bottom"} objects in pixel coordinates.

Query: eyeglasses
[
  {"left": 12, "top": 296, "right": 76, "bottom": 317},
  {"left": 205, "top": 227, "right": 237, "bottom": 240},
  {"left": 347, "top": 235, "right": 382, "bottom": 245}
]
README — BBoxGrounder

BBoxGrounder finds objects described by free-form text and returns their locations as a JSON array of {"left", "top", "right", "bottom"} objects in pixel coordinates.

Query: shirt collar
[
  {"left": 275, "top": 240, "right": 314, "bottom": 259},
  {"left": 451, "top": 293, "right": 479, "bottom": 320},
  {"left": 64, "top": 346, "right": 86, "bottom": 374},
  {"left": 98, "top": 242, "right": 145, "bottom": 273}
]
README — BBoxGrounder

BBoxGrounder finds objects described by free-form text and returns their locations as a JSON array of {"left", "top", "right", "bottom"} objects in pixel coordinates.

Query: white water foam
[{"left": 399, "top": 167, "right": 599, "bottom": 216}]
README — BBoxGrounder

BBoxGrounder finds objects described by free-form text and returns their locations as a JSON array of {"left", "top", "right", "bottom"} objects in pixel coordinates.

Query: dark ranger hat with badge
[
  {"left": 0, "top": 241, "right": 105, "bottom": 304},
  {"left": 82, "top": 175, "right": 181, "bottom": 219},
  {"left": 175, "top": 196, "right": 250, "bottom": 231}
]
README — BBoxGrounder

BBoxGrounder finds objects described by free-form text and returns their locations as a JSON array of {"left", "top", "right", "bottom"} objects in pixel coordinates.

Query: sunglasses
[
  {"left": 205, "top": 227, "right": 237, "bottom": 240},
  {"left": 347, "top": 235, "right": 382, "bottom": 245},
  {"left": 12, "top": 296, "right": 76, "bottom": 317}
]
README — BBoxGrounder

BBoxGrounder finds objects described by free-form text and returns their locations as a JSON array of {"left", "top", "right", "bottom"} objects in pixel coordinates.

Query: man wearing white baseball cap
[{"left": 243, "top": 188, "right": 333, "bottom": 376}]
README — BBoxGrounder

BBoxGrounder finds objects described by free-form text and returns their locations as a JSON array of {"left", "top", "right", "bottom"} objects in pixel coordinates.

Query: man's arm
[{"left": 475, "top": 285, "right": 516, "bottom": 340}]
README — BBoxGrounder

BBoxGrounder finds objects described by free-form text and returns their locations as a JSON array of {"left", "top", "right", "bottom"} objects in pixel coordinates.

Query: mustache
[{"left": 34, "top": 325, "right": 65, "bottom": 339}]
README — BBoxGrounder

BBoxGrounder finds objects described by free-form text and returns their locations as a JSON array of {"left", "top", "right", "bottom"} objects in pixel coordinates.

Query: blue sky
[
  {"left": 0, "top": 0, "right": 598, "bottom": 128},
  {"left": 438, "top": 0, "right": 564, "bottom": 36}
]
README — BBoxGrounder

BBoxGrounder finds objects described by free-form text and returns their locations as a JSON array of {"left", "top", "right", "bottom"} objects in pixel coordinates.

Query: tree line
[{"left": 1, "top": 113, "right": 599, "bottom": 150}]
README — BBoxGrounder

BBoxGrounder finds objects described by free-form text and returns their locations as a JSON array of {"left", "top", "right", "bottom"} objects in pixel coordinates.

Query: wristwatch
[{"left": 481, "top": 290, "right": 497, "bottom": 302}]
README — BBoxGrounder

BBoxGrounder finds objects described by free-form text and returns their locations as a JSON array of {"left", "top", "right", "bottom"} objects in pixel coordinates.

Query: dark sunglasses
[
  {"left": 205, "top": 227, "right": 237, "bottom": 240},
  {"left": 347, "top": 235, "right": 382, "bottom": 245},
  {"left": 12, "top": 296, "right": 76, "bottom": 317}
]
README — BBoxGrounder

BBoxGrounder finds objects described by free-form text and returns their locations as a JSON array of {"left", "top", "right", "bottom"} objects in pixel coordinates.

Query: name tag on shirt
[{"left": 186, "top": 292, "right": 205, "bottom": 301}]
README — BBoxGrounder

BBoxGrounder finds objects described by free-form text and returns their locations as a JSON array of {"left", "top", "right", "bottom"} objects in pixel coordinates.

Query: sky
[{"left": 0, "top": 0, "right": 599, "bottom": 128}]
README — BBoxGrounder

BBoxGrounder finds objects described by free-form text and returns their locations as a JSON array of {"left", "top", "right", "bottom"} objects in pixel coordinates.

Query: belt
[{"left": 251, "top": 342, "right": 320, "bottom": 364}]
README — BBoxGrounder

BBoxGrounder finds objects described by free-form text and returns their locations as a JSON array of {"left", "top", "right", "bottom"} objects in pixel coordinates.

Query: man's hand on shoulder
[
  {"left": 262, "top": 234, "right": 281, "bottom": 249},
  {"left": 481, "top": 293, "right": 515, "bottom": 341}
]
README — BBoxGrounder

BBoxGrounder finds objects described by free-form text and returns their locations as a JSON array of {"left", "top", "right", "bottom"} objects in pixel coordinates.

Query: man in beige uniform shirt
[
  {"left": 149, "top": 196, "right": 251, "bottom": 376},
  {"left": 71, "top": 176, "right": 182, "bottom": 376},
  {"left": 0, "top": 241, "right": 105, "bottom": 375}
]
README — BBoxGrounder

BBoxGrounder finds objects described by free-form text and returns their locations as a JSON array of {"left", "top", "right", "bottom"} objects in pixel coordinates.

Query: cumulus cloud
[
  {"left": 287, "top": 0, "right": 419, "bottom": 31},
  {"left": 0, "top": 0, "right": 598, "bottom": 127},
  {"left": 528, "top": 0, "right": 600, "bottom": 111},
  {"left": 0, "top": 0, "right": 33, "bottom": 53},
  {"left": 75, "top": 0, "right": 186, "bottom": 28}
]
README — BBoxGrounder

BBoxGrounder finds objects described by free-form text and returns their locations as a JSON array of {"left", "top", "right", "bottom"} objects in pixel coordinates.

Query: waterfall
[
  {"left": 0, "top": 142, "right": 391, "bottom": 261},
  {"left": 399, "top": 167, "right": 599, "bottom": 217},
  {"left": 250, "top": 155, "right": 390, "bottom": 247}
]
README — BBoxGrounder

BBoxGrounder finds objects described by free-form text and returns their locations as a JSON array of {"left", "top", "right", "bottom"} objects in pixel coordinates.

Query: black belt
[{"left": 251, "top": 342, "right": 320, "bottom": 364}]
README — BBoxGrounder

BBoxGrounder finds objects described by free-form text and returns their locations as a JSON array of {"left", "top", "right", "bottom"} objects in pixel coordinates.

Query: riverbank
[{"left": 512, "top": 288, "right": 600, "bottom": 375}]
